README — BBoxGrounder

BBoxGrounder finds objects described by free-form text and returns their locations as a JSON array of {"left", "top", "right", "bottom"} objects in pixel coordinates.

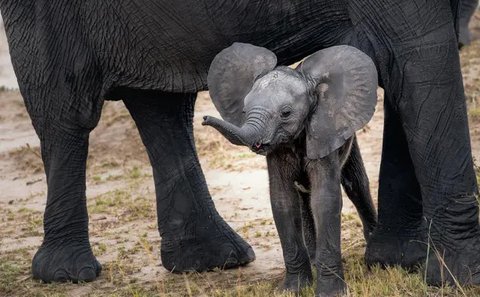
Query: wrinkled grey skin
[{"left": 203, "top": 45, "right": 378, "bottom": 295}]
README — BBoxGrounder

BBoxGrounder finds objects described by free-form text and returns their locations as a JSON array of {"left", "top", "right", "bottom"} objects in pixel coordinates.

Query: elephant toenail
[
  {"left": 53, "top": 269, "right": 69, "bottom": 282},
  {"left": 224, "top": 257, "right": 239, "bottom": 267},
  {"left": 78, "top": 266, "right": 97, "bottom": 282}
]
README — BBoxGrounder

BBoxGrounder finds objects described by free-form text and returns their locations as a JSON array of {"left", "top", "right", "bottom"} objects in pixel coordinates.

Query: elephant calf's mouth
[
  {"left": 251, "top": 142, "right": 271, "bottom": 155},
  {"left": 250, "top": 137, "right": 294, "bottom": 155}
]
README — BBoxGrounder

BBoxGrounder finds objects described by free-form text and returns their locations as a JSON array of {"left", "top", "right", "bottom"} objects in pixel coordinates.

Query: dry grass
[
  {"left": 6, "top": 144, "right": 43, "bottom": 175},
  {"left": 2, "top": 202, "right": 480, "bottom": 297},
  {"left": 194, "top": 127, "right": 262, "bottom": 171},
  {"left": 2, "top": 94, "right": 480, "bottom": 297},
  {"left": 462, "top": 39, "right": 480, "bottom": 113}
]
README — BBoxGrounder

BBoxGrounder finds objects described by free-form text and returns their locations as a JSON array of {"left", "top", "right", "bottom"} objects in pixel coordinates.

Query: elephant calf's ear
[
  {"left": 298, "top": 46, "right": 378, "bottom": 159},
  {"left": 207, "top": 43, "right": 277, "bottom": 127}
]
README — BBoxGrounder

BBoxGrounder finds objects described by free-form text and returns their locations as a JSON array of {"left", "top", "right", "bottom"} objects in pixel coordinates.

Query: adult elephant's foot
[
  {"left": 365, "top": 226, "right": 427, "bottom": 270},
  {"left": 425, "top": 235, "right": 480, "bottom": 286},
  {"left": 32, "top": 241, "right": 101, "bottom": 282},
  {"left": 160, "top": 222, "right": 255, "bottom": 272}
]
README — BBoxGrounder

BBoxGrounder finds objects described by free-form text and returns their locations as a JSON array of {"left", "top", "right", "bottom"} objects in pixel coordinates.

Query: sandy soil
[
  {"left": 0, "top": 20, "right": 18, "bottom": 89},
  {"left": 1, "top": 11, "right": 480, "bottom": 297}
]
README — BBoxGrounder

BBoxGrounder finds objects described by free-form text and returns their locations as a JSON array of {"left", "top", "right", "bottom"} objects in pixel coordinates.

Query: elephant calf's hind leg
[{"left": 340, "top": 136, "right": 377, "bottom": 241}]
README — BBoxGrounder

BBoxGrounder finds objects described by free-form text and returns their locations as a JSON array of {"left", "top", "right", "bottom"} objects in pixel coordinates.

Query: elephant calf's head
[{"left": 203, "top": 43, "right": 378, "bottom": 159}]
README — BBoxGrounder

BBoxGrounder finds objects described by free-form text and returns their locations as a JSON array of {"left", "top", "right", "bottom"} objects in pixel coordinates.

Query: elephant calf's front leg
[
  {"left": 307, "top": 154, "right": 345, "bottom": 297},
  {"left": 267, "top": 150, "right": 313, "bottom": 293}
]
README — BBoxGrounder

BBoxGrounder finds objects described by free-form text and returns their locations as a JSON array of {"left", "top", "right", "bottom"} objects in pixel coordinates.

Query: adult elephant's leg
[
  {"left": 31, "top": 103, "right": 102, "bottom": 283},
  {"left": 354, "top": 0, "right": 480, "bottom": 285},
  {"left": 398, "top": 35, "right": 480, "bottom": 285},
  {"left": 267, "top": 149, "right": 312, "bottom": 292},
  {"left": 365, "top": 98, "right": 426, "bottom": 269},
  {"left": 123, "top": 91, "right": 254, "bottom": 272}
]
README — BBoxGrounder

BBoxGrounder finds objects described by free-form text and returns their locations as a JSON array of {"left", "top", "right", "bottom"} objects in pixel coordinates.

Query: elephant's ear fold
[
  {"left": 207, "top": 43, "right": 277, "bottom": 126},
  {"left": 297, "top": 45, "right": 378, "bottom": 159}
]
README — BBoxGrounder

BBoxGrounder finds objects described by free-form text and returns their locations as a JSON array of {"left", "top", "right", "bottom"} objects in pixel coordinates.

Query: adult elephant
[{"left": 1, "top": 0, "right": 479, "bottom": 291}]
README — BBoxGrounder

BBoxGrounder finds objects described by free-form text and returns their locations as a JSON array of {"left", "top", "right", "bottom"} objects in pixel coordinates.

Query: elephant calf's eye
[{"left": 281, "top": 110, "right": 292, "bottom": 118}]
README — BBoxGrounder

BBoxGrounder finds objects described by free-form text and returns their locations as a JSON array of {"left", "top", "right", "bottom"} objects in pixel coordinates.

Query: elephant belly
[
  {"left": 96, "top": 0, "right": 231, "bottom": 94},
  {"left": 100, "top": 0, "right": 353, "bottom": 94}
]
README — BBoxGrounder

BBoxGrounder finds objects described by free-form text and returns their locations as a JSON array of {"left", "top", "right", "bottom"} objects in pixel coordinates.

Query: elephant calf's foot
[
  {"left": 32, "top": 241, "right": 101, "bottom": 283},
  {"left": 161, "top": 225, "right": 255, "bottom": 272},
  {"left": 365, "top": 227, "right": 427, "bottom": 270},
  {"left": 281, "top": 264, "right": 313, "bottom": 293},
  {"left": 315, "top": 264, "right": 346, "bottom": 297},
  {"left": 426, "top": 236, "right": 480, "bottom": 286}
]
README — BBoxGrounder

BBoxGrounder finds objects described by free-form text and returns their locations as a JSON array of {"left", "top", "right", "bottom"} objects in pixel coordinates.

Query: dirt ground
[
  {"left": 0, "top": 20, "right": 17, "bottom": 89},
  {"left": 1, "top": 11, "right": 480, "bottom": 297}
]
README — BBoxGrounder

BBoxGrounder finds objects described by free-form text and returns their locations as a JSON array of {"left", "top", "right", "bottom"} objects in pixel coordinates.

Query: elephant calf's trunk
[{"left": 202, "top": 116, "right": 252, "bottom": 147}]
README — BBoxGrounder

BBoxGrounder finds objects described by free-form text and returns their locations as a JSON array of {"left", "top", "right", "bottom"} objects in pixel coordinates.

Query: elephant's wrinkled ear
[
  {"left": 208, "top": 43, "right": 277, "bottom": 126},
  {"left": 297, "top": 45, "right": 378, "bottom": 159}
]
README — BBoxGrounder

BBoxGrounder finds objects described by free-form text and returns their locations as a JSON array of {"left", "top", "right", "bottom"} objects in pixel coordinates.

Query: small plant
[
  {"left": 93, "top": 242, "right": 108, "bottom": 256},
  {"left": 130, "top": 166, "right": 142, "bottom": 179}
]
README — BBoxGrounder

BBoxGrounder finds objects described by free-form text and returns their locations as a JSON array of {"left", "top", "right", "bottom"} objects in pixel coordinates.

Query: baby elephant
[{"left": 203, "top": 43, "right": 378, "bottom": 297}]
